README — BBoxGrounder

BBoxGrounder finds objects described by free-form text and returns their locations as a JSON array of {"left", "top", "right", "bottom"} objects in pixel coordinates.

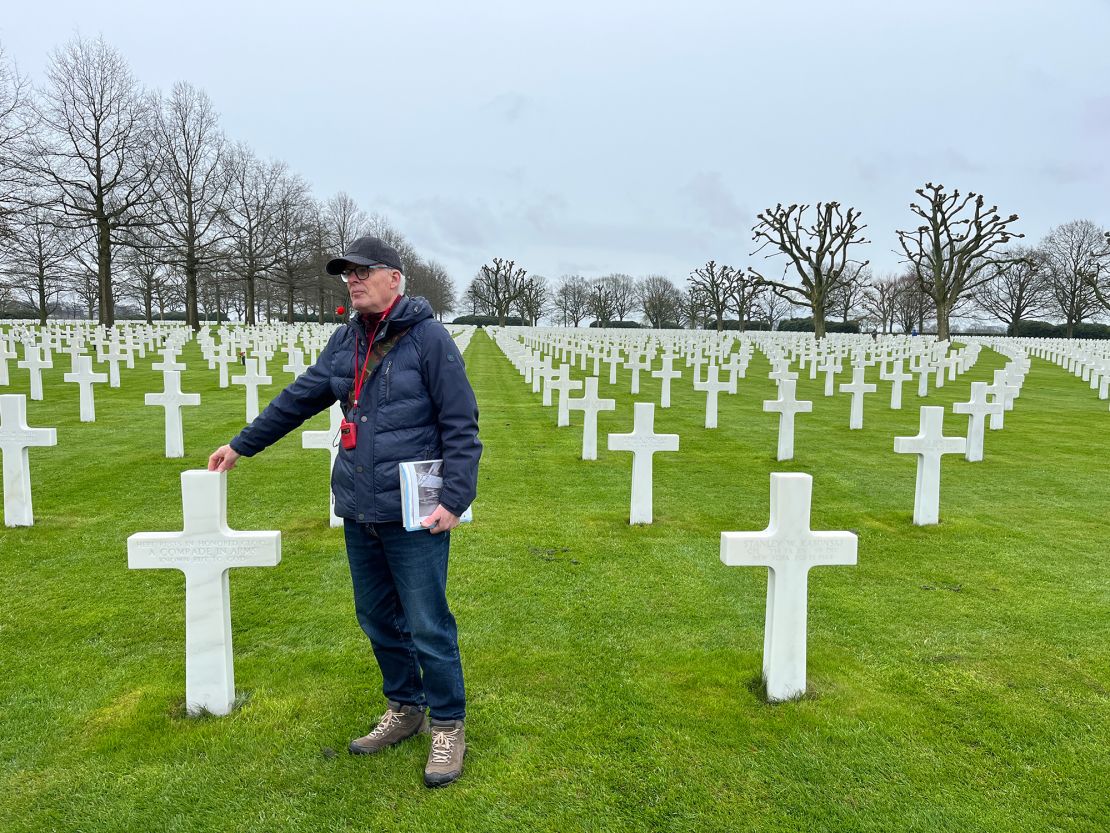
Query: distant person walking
[{"left": 208, "top": 235, "right": 481, "bottom": 787}]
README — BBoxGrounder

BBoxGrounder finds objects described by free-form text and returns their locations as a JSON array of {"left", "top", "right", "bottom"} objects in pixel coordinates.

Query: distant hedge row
[
  {"left": 777, "top": 317, "right": 861, "bottom": 334},
  {"left": 1011, "top": 320, "right": 1110, "bottom": 339},
  {"left": 701, "top": 320, "right": 772, "bottom": 331}
]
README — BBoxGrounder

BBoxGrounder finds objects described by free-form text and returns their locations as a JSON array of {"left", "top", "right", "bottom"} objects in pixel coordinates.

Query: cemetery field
[{"left": 1, "top": 328, "right": 1108, "bottom": 833}]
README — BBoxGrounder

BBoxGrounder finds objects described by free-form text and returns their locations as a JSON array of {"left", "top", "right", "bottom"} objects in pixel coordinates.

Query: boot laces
[
  {"left": 368, "top": 709, "right": 403, "bottom": 738},
  {"left": 430, "top": 727, "right": 460, "bottom": 763}
]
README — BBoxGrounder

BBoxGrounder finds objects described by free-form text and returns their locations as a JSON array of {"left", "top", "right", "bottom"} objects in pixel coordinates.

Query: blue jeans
[{"left": 343, "top": 520, "right": 466, "bottom": 721}]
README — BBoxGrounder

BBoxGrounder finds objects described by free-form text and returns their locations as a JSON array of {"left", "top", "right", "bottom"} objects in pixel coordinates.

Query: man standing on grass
[{"left": 208, "top": 235, "right": 481, "bottom": 788}]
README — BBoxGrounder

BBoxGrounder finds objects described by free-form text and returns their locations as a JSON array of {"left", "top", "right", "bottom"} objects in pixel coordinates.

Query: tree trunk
[
  {"left": 97, "top": 219, "right": 114, "bottom": 326},
  {"left": 185, "top": 244, "right": 200, "bottom": 331},
  {"left": 935, "top": 305, "right": 951, "bottom": 341},
  {"left": 245, "top": 273, "right": 257, "bottom": 325},
  {"left": 286, "top": 281, "right": 295, "bottom": 324},
  {"left": 813, "top": 310, "right": 827, "bottom": 339},
  {"left": 37, "top": 267, "right": 48, "bottom": 326}
]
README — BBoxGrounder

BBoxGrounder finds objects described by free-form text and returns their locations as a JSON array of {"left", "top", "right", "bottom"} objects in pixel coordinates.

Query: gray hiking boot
[
  {"left": 348, "top": 701, "right": 426, "bottom": 755},
  {"left": 424, "top": 719, "right": 465, "bottom": 787}
]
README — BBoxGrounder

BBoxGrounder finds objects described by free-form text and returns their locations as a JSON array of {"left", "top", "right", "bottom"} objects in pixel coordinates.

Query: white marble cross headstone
[
  {"left": 548, "top": 364, "right": 584, "bottom": 427},
  {"left": 231, "top": 357, "right": 272, "bottom": 423},
  {"left": 693, "top": 364, "right": 731, "bottom": 429},
  {"left": 893, "top": 406, "right": 967, "bottom": 526},
  {"left": 720, "top": 472, "right": 857, "bottom": 702},
  {"left": 127, "top": 470, "right": 281, "bottom": 716},
  {"left": 838, "top": 366, "right": 877, "bottom": 430},
  {"left": 607, "top": 402, "right": 679, "bottom": 524},
  {"left": 952, "top": 381, "right": 1002, "bottom": 462},
  {"left": 145, "top": 371, "right": 202, "bottom": 458},
  {"left": 0, "top": 394, "right": 57, "bottom": 526},
  {"left": 566, "top": 376, "right": 616, "bottom": 461},
  {"left": 763, "top": 379, "right": 813, "bottom": 461},
  {"left": 0, "top": 342, "right": 15, "bottom": 386},
  {"left": 63, "top": 354, "right": 109, "bottom": 422},
  {"left": 880, "top": 359, "right": 912, "bottom": 409},
  {"left": 301, "top": 402, "right": 344, "bottom": 527},
  {"left": 18, "top": 345, "right": 52, "bottom": 401},
  {"left": 650, "top": 355, "right": 682, "bottom": 408}
]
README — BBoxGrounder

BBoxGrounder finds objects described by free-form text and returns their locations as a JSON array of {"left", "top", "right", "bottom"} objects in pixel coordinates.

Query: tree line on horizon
[
  {"left": 0, "top": 36, "right": 457, "bottom": 328},
  {"left": 463, "top": 196, "right": 1110, "bottom": 339}
]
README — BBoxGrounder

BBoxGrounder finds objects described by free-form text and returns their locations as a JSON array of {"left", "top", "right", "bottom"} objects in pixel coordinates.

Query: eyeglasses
[{"left": 339, "top": 265, "right": 388, "bottom": 283}]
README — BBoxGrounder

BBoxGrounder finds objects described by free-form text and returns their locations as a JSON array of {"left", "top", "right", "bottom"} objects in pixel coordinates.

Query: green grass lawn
[{"left": 0, "top": 328, "right": 1106, "bottom": 833}]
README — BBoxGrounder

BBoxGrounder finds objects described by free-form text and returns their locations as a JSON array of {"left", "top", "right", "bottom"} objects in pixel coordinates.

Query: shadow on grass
[
  {"left": 167, "top": 689, "right": 252, "bottom": 721},
  {"left": 745, "top": 674, "right": 821, "bottom": 705}
]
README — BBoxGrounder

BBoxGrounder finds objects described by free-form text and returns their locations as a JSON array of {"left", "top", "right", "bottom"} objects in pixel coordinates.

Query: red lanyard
[{"left": 352, "top": 295, "right": 400, "bottom": 411}]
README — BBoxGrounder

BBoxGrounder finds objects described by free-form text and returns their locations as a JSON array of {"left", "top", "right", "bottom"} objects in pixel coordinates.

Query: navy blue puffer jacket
[{"left": 229, "top": 296, "right": 481, "bottom": 522}]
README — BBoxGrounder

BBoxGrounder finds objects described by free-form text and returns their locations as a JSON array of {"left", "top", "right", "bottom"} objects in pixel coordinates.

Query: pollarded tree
[
  {"left": 972, "top": 246, "right": 1050, "bottom": 336},
  {"left": 33, "top": 36, "right": 160, "bottom": 325},
  {"left": 637, "top": 275, "right": 683, "bottom": 328},
  {"left": 895, "top": 182, "right": 1022, "bottom": 341},
  {"left": 470, "top": 257, "right": 528, "bottom": 325},
  {"left": 749, "top": 201, "right": 869, "bottom": 339}
]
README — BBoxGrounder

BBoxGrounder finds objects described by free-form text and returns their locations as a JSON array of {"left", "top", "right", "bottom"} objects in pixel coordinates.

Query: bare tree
[
  {"left": 678, "top": 285, "right": 707, "bottom": 329},
  {"left": 117, "top": 227, "right": 168, "bottom": 322},
  {"left": 687, "top": 260, "right": 737, "bottom": 331},
  {"left": 862, "top": 273, "right": 902, "bottom": 335},
  {"left": 150, "top": 81, "right": 228, "bottom": 331},
  {"left": 406, "top": 256, "right": 456, "bottom": 319},
  {"left": 825, "top": 264, "right": 869, "bottom": 324},
  {"left": 221, "top": 144, "right": 284, "bottom": 324},
  {"left": 749, "top": 202, "right": 869, "bottom": 339},
  {"left": 270, "top": 173, "right": 315, "bottom": 323},
  {"left": 896, "top": 182, "right": 1022, "bottom": 340},
  {"left": 637, "top": 275, "right": 683, "bottom": 328},
  {"left": 32, "top": 36, "right": 159, "bottom": 325},
  {"left": 553, "top": 274, "right": 590, "bottom": 326},
  {"left": 893, "top": 270, "right": 934, "bottom": 334},
  {"left": 0, "top": 206, "right": 76, "bottom": 324},
  {"left": 971, "top": 245, "right": 1050, "bottom": 335},
  {"left": 324, "top": 191, "right": 368, "bottom": 254},
  {"left": 602, "top": 273, "right": 638, "bottom": 322},
  {"left": 726, "top": 267, "right": 762, "bottom": 331},
  {"left": 0, "top": 43, "right": 35, "bottom": 238},
  {"left": 755, "top": 290, "right": 792, "bottom": 331},
  {"left": 587, "top": 277, "right": 616, "bottom": 326},
  {"left": 515, "top": 275, "right": 549, "bottom": 325},
  {"left": 1040, "top": 220, "right": 1103, "bottom": 337},
  {"left": 469, "top": 257, "right": 528, "bottom": 325}
]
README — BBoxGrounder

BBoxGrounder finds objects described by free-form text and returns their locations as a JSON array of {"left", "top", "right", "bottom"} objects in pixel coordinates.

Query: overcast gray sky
[{"left": 4, "top": 0, "right": 1109, "bottom": 291}]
